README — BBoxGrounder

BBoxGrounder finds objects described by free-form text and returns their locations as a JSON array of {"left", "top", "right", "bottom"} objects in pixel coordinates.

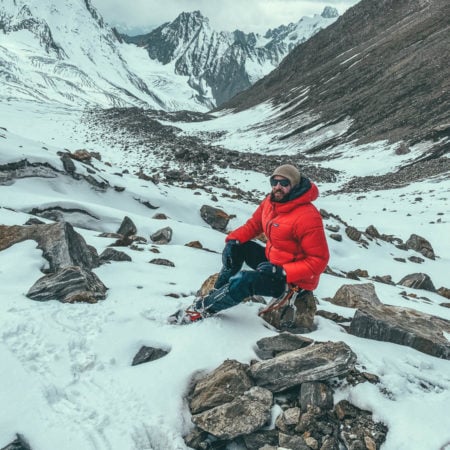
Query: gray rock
[
  {"left": 406, "top": 233, "right": 435, "bottom": 259},
  {"left": 299, "top": 382, "right": 334, "bottom": 411},
  {"left": 275, "top": 407, "right": 301, "bottom": 432},
  {"left": 254, "top": 332, "right": 313, "bottom": 360},
  {"left": 278, "top": 433, "right": 309, "bottom": 450},
  {"left": 0, "top": 222, "right": 99, "bottom": 272},
  {"left": 0, "top": 434, "right": 31, "bottom": 450},
  {"left": 345, "top": 226, "right": 362, "bottom": 242},
  {"left": 192, "top": 387, "right": 272, "bottom": 440},
  {"left": 26, "top": 266, "right": 107, "bottom": 303},
  {"left": 131, "top": 346, "right": 169, "bottom": 366},
  {"left": 99, "top": 248, "right": 132, "bottom": 263},
  {"left": 0, "top": 159, "right": 59, "bottom": 185},
  {"left": 190, "top": 359, "right": 253, "bottom": 414},
  {"left": 365, "top": 225, "right": 380, "bottom": 239},
  {"left": 200, "top": 205, "right": 230, "bottom": 231},
  {"left": 329, "top": 233, "right": 342, "bottom": 241},
  {"left": 241, "top": 429, "right": 278, "bottom": 449},
  {"left": 149, "top": 258, "right": 175, "bottom": 267},
  {"left": 397, "top": 272, "right": 436, "bottom": 292},
  {"left": 329, "top": 283, "right": 382, "bottom": 308},
  {"left": 250, "top": 341, "right": 357, "bottom": 392},
  {"left": 260, "top": 290, "right": 317, "bottom": 333},
  {"left": 117, "top": 216, "right": 137, "bottom": 237},
  {"left": 150, "top": 226, "right": 173, "bottom": 244},
  {"left": 350, "top": 304, "right": 450, "bottom": 359},
  {"left": 335, "top": 400, "right": 388, "bottom": 450}
]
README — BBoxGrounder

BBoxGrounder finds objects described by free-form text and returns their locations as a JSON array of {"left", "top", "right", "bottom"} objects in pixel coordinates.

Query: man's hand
[
  {"left": 257, "top": 262, "right": 286, "bottom": 280},
  {"left": 222, "top": 240, "right": 240, "bottom": 267}
]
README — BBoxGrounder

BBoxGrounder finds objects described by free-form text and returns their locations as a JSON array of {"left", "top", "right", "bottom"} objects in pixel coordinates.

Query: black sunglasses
[{"left": 270, "top": 178, "right": 290, "bottom": 187}]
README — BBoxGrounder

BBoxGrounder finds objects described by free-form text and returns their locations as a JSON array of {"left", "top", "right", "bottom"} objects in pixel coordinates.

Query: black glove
[
  {"left": 257, "top": 262, "right": 286, "bottom": 281},
  {"left": 222, "top": 240, "right": 240, "bottom": 267}
]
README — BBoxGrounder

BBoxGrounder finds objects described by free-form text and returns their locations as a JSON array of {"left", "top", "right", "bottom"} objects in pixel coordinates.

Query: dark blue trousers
[{"left": 198, "top": 241, "right": 286, "bottom": 314}]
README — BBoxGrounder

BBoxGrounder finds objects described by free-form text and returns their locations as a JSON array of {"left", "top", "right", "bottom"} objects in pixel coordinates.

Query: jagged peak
[
  {"left": 173, "top": 10, "right": 209, "bottom": 26},
  {"left": 321, "top": 6, "right": 339, "bottom": 19}
]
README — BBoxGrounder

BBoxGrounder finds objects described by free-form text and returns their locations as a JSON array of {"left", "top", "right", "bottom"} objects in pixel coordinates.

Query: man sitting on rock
[{"left": 169, "top": 164, "right": 329, "bottom": 327}]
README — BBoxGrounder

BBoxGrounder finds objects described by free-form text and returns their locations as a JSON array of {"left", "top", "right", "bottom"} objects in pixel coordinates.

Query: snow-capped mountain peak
[{"left": 123, "top": 7, "right": 340, "bottom": 106}]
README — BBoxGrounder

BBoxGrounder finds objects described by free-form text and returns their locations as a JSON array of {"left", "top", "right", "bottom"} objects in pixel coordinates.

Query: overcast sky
[{"left": 91, "top": 0, "right": 360, "bottom": 35}]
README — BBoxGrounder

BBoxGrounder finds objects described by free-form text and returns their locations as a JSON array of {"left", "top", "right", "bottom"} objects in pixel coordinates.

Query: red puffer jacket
[{"left": 226, "top": 180, "right": 329, "bottom": 290}]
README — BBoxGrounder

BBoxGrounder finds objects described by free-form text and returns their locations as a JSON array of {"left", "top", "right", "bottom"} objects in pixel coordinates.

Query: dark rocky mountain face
[
  {"left": 122, "top": 9, "right": 339, "bottom": 107},
  {"left": 220, "top": 0, "right": 450, "bottom": 153}
]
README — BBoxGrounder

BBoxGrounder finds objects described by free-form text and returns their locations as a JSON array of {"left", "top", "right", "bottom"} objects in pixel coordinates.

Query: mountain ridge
[{"left": 218, "top": 0, "right": 450, "bottom": 152}]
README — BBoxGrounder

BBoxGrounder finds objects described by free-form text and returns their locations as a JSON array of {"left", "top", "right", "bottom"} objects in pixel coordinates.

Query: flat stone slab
[
  {"left": 250, "top": 341, "right": 357, "bottom": 392},
  {"left": 350, "top": 304, "right": 450, "bottom": 359}
]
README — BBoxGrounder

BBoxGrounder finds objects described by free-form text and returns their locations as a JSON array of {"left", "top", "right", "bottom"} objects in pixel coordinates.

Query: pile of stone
[{"left": 184, "top": 336, "right": 387, "bottom": 449}]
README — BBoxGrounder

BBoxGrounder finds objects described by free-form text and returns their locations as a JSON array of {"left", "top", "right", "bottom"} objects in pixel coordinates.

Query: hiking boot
[{"left": 167, "top": 306, "right": 206, "bottom": 325}]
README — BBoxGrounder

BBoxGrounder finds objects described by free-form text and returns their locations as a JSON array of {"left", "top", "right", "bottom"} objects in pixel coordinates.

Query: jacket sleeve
[
  {"left": 282, "top": 211, "right": 330, "bottom": 286},
  {"left": 226, "top": 199, "right": 265, "bottom": 243}
]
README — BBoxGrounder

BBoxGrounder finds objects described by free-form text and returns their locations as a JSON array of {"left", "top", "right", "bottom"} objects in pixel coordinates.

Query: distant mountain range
[
  {"left": 121, "top": 7, "right": 339, "bottom": 107},
  {"left": 0, "top": 0, "right": 338, "bottom": 110}
]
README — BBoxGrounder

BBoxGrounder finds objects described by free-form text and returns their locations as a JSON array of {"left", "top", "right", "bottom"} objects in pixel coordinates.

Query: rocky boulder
[
  {"left": 250, "top": 341, "right": 357, "bottom": 392},
  {"left": 405, "top": 233, "right": 435, "bottom": 259},
  {"left": 254, "top": 332, "right": 313, "bottom": 360},
  {"left": 0, "top": 222, "right": 99, "bottom": 272},
  {"left": 200, "top": 205, "right": 230, "bottom": 231},
  {"left": 260, "top": 290, "right": 317, "bottom": 333},
  {"left": 99, "top": 248, "right": 132, "bottom": 263},
  {"left": 329, "top": 283, "right": 382, "bottom": 308},
  {"left": 397, "top": 272, "right": 436, "bottom": 292},
  {"left": 189, "top": 359, "right": 253, "bottom": 414},
  {"left": 191, "top": 386, "right": 273, "bottom": 440},
  {"left": 26, "top": 266, "right": 107, "bottom": 303},
  {"left": 150, "top": 226, "right": 173, "bottom": 244},
  {"left": 350, "top": 304, "right": 450, "bottom": 359},
  {"left": 116, "top": 216, "right": 137, "bottom": 237}
]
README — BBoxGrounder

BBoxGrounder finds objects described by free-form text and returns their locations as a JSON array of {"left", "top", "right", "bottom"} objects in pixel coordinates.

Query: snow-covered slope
[
  {"left": 0, "top": 0, "right": 207, "bottom": 110},
  {"left": 0, "top": 98, "right": 449, "bottom": 450}
]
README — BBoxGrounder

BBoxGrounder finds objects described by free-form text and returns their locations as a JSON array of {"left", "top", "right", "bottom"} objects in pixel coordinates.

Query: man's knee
[{"left": 228, "top": 271, "right": 257, "bottom": 301}]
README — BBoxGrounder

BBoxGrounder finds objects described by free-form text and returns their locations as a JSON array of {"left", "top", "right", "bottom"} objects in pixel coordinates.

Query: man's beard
[{"left": 270, "top": 190, "right": 287, "bottom": 202}]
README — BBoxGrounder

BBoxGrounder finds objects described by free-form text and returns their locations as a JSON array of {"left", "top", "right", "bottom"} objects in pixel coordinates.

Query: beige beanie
[{"left": 271, "top": 164, "right": 301, "bottom": 186}]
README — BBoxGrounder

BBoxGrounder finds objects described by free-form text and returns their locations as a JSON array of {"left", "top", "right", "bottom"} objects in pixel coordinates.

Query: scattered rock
[
  {"left": 185, "top": 240, "right": 203, "bottom": 249},
  {"left": 0, "top": 434, "right": 31, "bottom": 450},
  {"left": 328, "top": 283, "right": 381, "bottom": 308},
  {"left": 316, "top": 310, "right": 351, "bottom": 323},
  {"left": 299, "top": 381, "right": 334, "bottom": 412},
  {"left": 150, "top": 226, "right": 173, "bottom": 244},
  {"left": 329, "top": 233, "right": 342, "bottom": 241},
  {"left": 350, "top": 304, "right": 450, "bottom": 359},
  {"left": 131, "top": 346, "right": 169, "bottom": 366},
  {"left": 189, "top": 359, "right": 253, "bottom": 415},
  {"left": 152, "top": 213, "right": 168, "bottom": 219},
  {"left": 326, "top": 224, "right": 340, "bottom": 232},
  {"left": 149, "top": 258, "right": 175, "bottom": 267},
  {"left": 260, "top": 290, "right": 317, "bottom": 333},
  {"left": 250, "top": 341, "right": 357, "bottom": 392},
  {"left": 405, "top": 233, "right": 435, "bottom": 259},
  {"left": 26, "top": 266, "right": 107, "bottom": 303},
  {"left": 365, "top": 225, "right": 380, "bottom": 238},
  {"left": 254, "top": 332, "right": 313, "bottom": 360},
  {"left": 0, "top": 222, "right": 99, "bottom": 272},
  {"left": 397, "top": 273, "right": 436, "bottom": 292},
  {"left": 192, "top": 387, "right": 273, "bottom": 440},
  {"left": 437, "top": 287, "right": 450, "bottom": 299},
  {"left": 99, "top": 248, "right": 132, "bottom": 263},
  {"left": 116, "top": 216, "right": 137, "bottom": 237},
  {"left": 345, "top": 226, "right": 362, "bottom": 242},
  {"left": 200, "top": 205, "right": 230, "bottom": 232}
]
